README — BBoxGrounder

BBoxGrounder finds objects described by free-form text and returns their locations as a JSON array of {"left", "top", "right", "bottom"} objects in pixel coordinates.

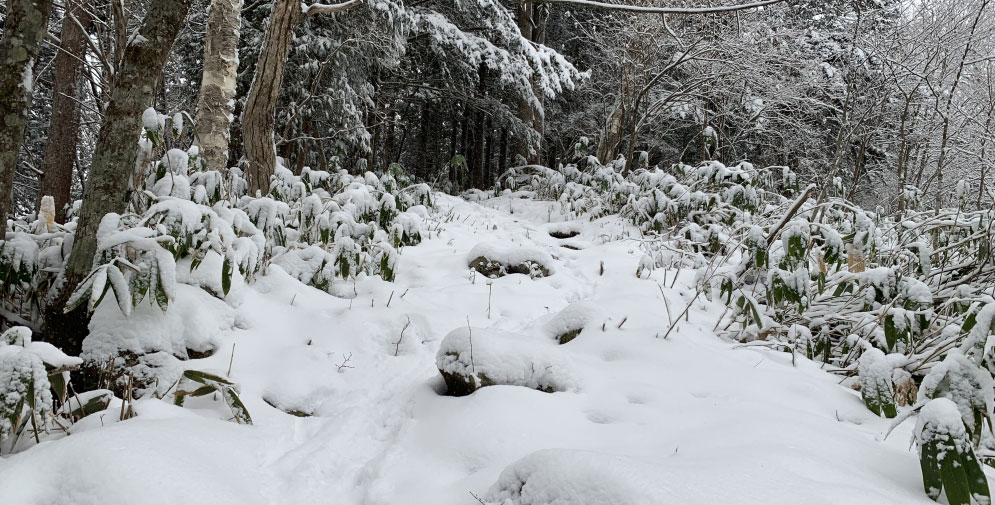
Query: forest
[{"left": 0, "top": 0, "right": 994, "bottom": 504}]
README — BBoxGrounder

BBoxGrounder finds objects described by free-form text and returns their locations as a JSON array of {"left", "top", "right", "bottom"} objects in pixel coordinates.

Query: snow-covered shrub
[
  {"left": 0, "top": 327, "right": 81, "bottom": 454},
  {"left": 0, "top": 107, "right": 432, "bottom": 402},
  {"left": 513, "top": 156, "right": 995, "bottom": 505},
  {"left": 436, "top": 327, "right": 575, "bottom": 396},
  {"left": 916, "top": 398, "right": 991, "bottom": 505},
  {"left": 857, "top": 348, "right": 897, "bottom": 418},
  {"left": 173, "top": 369, "right": 252, "bottom": 425}
]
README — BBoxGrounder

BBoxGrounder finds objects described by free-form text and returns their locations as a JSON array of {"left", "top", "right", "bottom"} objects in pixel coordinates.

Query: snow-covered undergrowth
[
  {"left": 0, "top": 190, "right": 975, "bottom": 504},
  {"left": 1, "top": 148, "right": 993, "bottom": 503},
  {"left": 0, "top": 109, "right": 429, "bottom": 395}
]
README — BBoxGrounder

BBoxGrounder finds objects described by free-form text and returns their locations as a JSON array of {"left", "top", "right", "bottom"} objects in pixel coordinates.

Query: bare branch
[{"left": 527, "top": 0, "right": 785, "bottom": 15}]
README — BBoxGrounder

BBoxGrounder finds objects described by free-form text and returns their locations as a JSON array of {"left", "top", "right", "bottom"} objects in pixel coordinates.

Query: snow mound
[
  {"left": 436, "top": 327, "right": 575, "bottom": 396},
  {"left": 85, "top": 283, "right": 233, "bottom": 361},
  {"left": 543, "top": 301, "right": 598, "bottom": 344},
  {"left": 546, "top": 221, "right": 582, "bottom": 239},
  {"left": 483, "top": 449, "right": 667, "bottom": 505},
  {"left": 468, "top": 242, "right": 554, "bottom": 278}
]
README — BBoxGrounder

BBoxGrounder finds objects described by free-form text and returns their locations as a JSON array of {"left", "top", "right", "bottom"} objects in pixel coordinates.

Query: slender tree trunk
[
  {"left": 38, "top": 0, "right": 91, "bottom": 223},
  {"left": 472, "top": 66, "right": 487, "bottom": 188},
  {"left": 978, "top": 104, "right": 993, "bottom": 209},
  {"left": 194, "top": 0, "right": 243, "bottom": 173},
  {"left": 499, "top": 127, "right": 509, "bottom": 174},
  {"left": 45, "top": 0, "right": 195, "bottom": 356},
  {"left": 416, "top": 102, "right": 431, "bottom": 180},
  {"left": 483, "top": 116, "right": 493, "bottom": 187},
  {"left": 514, "top": 2, "right": 536, "bottom": 165},
  {"left": 0, "top": 0, "right": 55, "bottom": 237},
  {"left": 934, "top": 0, "right": 987, "bottom": 210},
  {"left": 597, "top": 99, "right": 625, "bottom": 163},
  {"left": 242, "top": 0, "right": 300, "bottom": 194},
  {"left": 448, "top": 107, "right": 459, "bottom": 162}
]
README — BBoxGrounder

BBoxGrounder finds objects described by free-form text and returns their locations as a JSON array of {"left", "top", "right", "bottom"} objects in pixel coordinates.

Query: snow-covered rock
[
  {"left": 468, "top": 242, "right": 555, "bottom": 278},
  {"left": 543, "top": 301, "right": 598, "bottom": 344},
  {"left": 436, "top": 327, "right": 575, "bottom": 396}
]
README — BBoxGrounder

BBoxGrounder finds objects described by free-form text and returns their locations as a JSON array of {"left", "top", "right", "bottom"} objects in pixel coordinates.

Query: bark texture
[
  {"left": 38, "top": 0, "right": 92, "bottom": 223},
  {"left": 46, "top": 0, "right": 195, "bottom": 356},
  {"left": 194, "top": 0, "right": 243, "bottom": 173},
  {"left": 241, "top": 0, "right": 301, "bottom": 195},
  {"left": 514, "top": 3, "right": 547, "bottom": 165},
  {"left": 0, "top": 0, "right": 55, "bottom": 237}
]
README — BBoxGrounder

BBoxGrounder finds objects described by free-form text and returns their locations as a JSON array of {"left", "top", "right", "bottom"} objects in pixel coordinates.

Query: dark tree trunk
[
  {"left": 38, "top": 0, "right": 92, "bottom": 223},
  {"left": 472, "top": 66, "right": 488, "bottom": 188},
  {"left": 416, "top": 102, "right": 432, "bottom": 180},
  {"left": 513, "top": 3, "right": 547, "bottom": 166},
  {"left": 0, "top": 0, "right": 56, "bottom": 236},
  {"left": 499, "top": 127, "right": 509, "bottom": 175},
  {"left": 242, "top": 0, "right": 301, "bottom": 194},
  {"left": 484, "top": 116, "right": 493, "bottom": 187},
  {"left": 448, "top": 106, "right": 459, "bottom": 162},
  {"left": 45, "top": 0, "right": 195, "bottom": 356}
]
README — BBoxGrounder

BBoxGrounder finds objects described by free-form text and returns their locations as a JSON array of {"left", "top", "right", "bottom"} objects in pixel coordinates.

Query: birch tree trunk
[
  {"left": 38, "top": 0, "right": 92, "bottom": 223},
  {"left": 194, "top": 0, "right": 243, "bottom": 173},
  {"left": 0, "top": 0, "right": 55, "bottom": 237},
  {"left": 46, "top": 0, "right": 195, "bottom": 356}
]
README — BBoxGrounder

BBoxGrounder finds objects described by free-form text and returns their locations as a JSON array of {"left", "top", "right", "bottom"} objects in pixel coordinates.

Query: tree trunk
[
  {"left": 472, "top": 66, "right": 487, "bottom": 188},
  {"left": 416, "top": 102, "right": 431, "bottom": 180},
  {"left": 242, "top": 0, "right": 300, "bottom": 195},
  {"left": 499, "top": 127, "right": 508, "bottom": 175},
  {"left": 597, "top": 99, "right": 626, "bottom": 163},
  {"left": 514, "top": 2, "right": 537, "bottom": 165},
  {"left": 45, "top": 0, "right": 195, "bottom": 356},
  {"left": 38, "top": 0, "right": 92, "bottom": 223},
  {"left": 0, "top": 0, "right": 55, "bottom": 237},
  {"left": 483, "top": 116, "right": 493, "bottom": 187},
  {"left": 194, "top": 0, "right": 243, "bottom": 173}
]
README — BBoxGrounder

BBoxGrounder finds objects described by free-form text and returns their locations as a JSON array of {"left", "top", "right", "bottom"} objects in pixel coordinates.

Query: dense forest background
[{"left": 4, "top": 0, "right": 994, "bottom": 220}]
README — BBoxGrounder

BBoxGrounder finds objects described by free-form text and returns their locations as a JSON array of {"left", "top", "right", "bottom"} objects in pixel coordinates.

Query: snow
[
  {"left": 142, "top": 107, "right": 165, "bottom": 132},
  {"left": 0, "top": 193, "right": 952, "bottom": 504},
  {"left": 542, "top": 301, "right": 598, "bottom": 343},
  {"left": 916, "top": 397, "right": 969, "bottom": 442},
  {"left": 436, "top": 327, "right": 577, "bottom": 393},
  {"left": 84, "top": 283, "right": 234, "bottom": 370},
  {"left": 467, "top": 241, "right": 555, "bottom": 276},
  {"left": 482, "top": 449, "right": 668, "bottom": 504}
]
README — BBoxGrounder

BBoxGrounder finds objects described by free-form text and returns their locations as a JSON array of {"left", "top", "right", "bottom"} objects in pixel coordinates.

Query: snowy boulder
[
  {"left": 544, "top": 301, "right": 597, "bottom": 344},
  {"left": 468, "top": 242, "right": 554, "bottom": 279},
  {"left": 482, "top": 449, "right": 668, "bottom": 505},
  {"left": 436, "top": 327, "right": 575, "bottom": 396}
]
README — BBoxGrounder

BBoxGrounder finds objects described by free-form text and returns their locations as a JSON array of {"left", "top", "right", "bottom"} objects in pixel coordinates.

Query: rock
[
  {"left": 467, "top": 242, "right": 554, "bottom": 279},
  {"left": 544, "top": 301, "right": 598, "bottom": 344}
]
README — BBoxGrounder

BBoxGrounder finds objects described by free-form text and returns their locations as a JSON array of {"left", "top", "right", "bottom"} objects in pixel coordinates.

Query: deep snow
[{"left": 0, "top": 193, "right": 962, "bottom": 504}]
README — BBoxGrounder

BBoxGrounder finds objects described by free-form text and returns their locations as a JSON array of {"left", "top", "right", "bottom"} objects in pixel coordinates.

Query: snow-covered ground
[{"left": 0, "top": 194, "right": 954, "bottom": 504}]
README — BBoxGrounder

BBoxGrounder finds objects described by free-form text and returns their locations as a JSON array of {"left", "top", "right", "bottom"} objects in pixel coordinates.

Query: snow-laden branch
[
  {"left": 303, "top": 0, "right": 363, "bottom": 19},
  {"left": 525, "top": 0, "right": 785, "bottom": 15}
]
